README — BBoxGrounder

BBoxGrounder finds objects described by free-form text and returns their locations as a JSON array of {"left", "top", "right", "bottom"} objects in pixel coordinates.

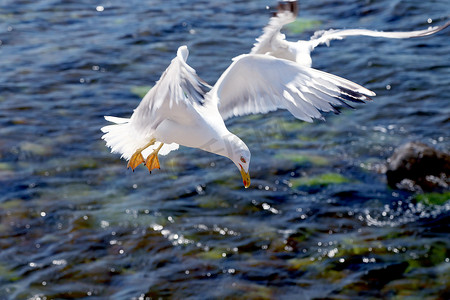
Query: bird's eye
[{"left": 240, "top": 156, "right": 246, "bottom": 163}]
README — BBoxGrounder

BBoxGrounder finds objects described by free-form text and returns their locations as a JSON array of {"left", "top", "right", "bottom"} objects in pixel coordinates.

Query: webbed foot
[
  {"left": 145, "top": 153, "right": 160, "bottom": 173},
  {"left": 145, "top": 142, "right": 164, "bottom": 173},
  {"left": 127, "top": 152, "right": 144, "bottom": 171},
  {"left": 126, "top": 138, "right": 156, "bottom": 171}
]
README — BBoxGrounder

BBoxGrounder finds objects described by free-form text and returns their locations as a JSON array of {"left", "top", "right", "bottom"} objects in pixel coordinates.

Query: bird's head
[
  {"left": 228, "top": 136, "right": 251, "bottom": 188},
  {"left": 233, "top": 150, "right": 251, "bottom": 189}
]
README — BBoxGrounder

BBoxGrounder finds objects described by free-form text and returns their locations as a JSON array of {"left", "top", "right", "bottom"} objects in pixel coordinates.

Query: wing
[
  {"left": 250, "top": 11, "right": 296, "bottom": 59},
  {"left": 212, "top": 54, "right": 375, "bottom": 122},
  {"left": 134, "top": 46, "right": 211, "bottom": 119},
  {"left": 101, "top": 46, "right": 210, "bottom": 160},
  {"left": 310, "top": 21, "right": 450, "bottom": 49},
  {"left": 131, "top": 46, "right": 211, "bottom": 131}
]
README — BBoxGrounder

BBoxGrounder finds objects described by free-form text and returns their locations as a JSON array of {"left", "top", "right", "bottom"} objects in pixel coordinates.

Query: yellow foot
[
  {"left": 127, "top": 152, "right": 145, "bottom": 171},
  {"left": 126, "top": 138, "right": 156, "bottom": 171},
  {"left": 145, "top": 153, "right": 160, "bottom": 173}
]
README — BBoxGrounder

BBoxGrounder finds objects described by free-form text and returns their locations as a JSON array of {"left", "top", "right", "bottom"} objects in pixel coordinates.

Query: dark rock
[{"left": 386, "top": 142, "right": 450, "bottom": 192}]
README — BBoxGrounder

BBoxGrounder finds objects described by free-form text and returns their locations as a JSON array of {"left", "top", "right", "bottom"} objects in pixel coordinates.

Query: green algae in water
[
  {"left": 0, "top": 264, "right": 20, "bottom": 282},
  {"left": 196, "top": 196, "right": 230, "bottom": 209},
  {"left": 285, "top": 18, "right": 322, "bottom": 34},
  {"left": 264, "top": 117, "right": 309, "bottom": 131},
  {"left": 290, "top": 173, "right": 351, "bottom": 188},
  {"left": 281, "top": 120, "right": 308, "bottom": 132},
  {"left": 0, "top": 198, "right": 24, "bottom": 210},
  {"left": 415, "top": 192, "right": 450, "bottom": 206},
  {"left": 130, "top": 85, "right": 152, "bottom": 98},
  {"left": 229, "top": 282, "right": 274, "bottom": 300},
  {"left": 77, "top": 158, "right": 99, "bottom": 170},
  {"left": 0, "top": 223, "right": 10, "bottom": 237},
  {"left": 428, "top": 243, "right": 447, "bottom": 266},
  {"left": 19, "top": 141, "right": 53, "bottom": 157},
  {"left": 275, "top": 153, "right": 329, "bottom": 166},
  {"left": 405, "top": 259, "right": 422, "bottom": 274},
  {"left": 197, "top": 248, "right": 227, "bottom": 260},
  {"left": 287, "top": 257, "right": 316, "bottom": 271}
]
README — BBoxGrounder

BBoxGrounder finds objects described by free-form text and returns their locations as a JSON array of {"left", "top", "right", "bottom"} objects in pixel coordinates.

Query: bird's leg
[
  {"left": 145, "top": 142, "right": 164, "bottom": 173},
  {"left": 127, "top": 138, "right": 156, "bottom": 171}
]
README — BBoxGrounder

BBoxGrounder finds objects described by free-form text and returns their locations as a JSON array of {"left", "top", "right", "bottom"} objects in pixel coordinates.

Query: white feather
[
  {"left": 211, "top": 54, "right": 374, "bottom": 121},
  {"left": 309, "top": 22, "right": 450, "bottom": 49},
  {"left": 251, "top": 10, "right": 449, "bottom": 67}
]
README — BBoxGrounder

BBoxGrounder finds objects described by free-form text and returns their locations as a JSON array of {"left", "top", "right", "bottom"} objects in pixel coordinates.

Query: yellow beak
[{"left": 240, "top": 167, "right": 251, "bottom": 188}]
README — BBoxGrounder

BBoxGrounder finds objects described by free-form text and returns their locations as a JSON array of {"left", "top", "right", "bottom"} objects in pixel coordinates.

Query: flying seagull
[
  {"left": 101, "top": 45, "right": 374, "bottom": 187},
  {"left": 101, "top": 2, "right": 447, "bottom": 188},
  {"left": 252, "top": 3, "right": 449, "bottom": 68}
]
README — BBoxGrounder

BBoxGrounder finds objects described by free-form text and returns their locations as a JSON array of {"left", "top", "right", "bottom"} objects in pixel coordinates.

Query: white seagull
[
  {"left": 252, "top": 3, "right": 449, "bottom": 68},
  {"left": 101, "top": 45, "right": 374, "bottom": 188},
  {"left": 101, "top": 2, "right": 448, "bottom": 188}
]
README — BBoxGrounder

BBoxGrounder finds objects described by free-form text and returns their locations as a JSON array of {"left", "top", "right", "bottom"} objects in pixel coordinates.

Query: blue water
[{"left": 0, "top": 0, "right": 449, "bottom": 299}]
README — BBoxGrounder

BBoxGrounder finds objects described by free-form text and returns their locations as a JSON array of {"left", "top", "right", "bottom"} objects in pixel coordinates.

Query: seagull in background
[{"left": 252, "top": 1, "right": 449, "bottom": 68}]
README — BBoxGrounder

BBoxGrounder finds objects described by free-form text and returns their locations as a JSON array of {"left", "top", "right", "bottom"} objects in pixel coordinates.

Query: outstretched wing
[
  {"left": 134, "top": 46, "right": 211, "bottom": 118},
  {"left": 131, "top": 46, "right": 211, "bottom": 131},
  {"left": 309, "top": 21, "right": 450, "bottom": 49},
  {"left": 212, "top": 54, "right": 375, "bottom": 122},
  {"left": 101, "top": 46, "right": 211, "bottom": 160}
]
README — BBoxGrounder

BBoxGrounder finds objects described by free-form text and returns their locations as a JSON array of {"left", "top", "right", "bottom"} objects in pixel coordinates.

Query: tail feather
[
  {"left": 101, "top": 116, "right": 179, "bottom": 161},
  {"left": 101, "top": 116, "right": 142, "bottom": 160},
  {"left": 104, "top": 116, "right": 129, "bottom": 124}
]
